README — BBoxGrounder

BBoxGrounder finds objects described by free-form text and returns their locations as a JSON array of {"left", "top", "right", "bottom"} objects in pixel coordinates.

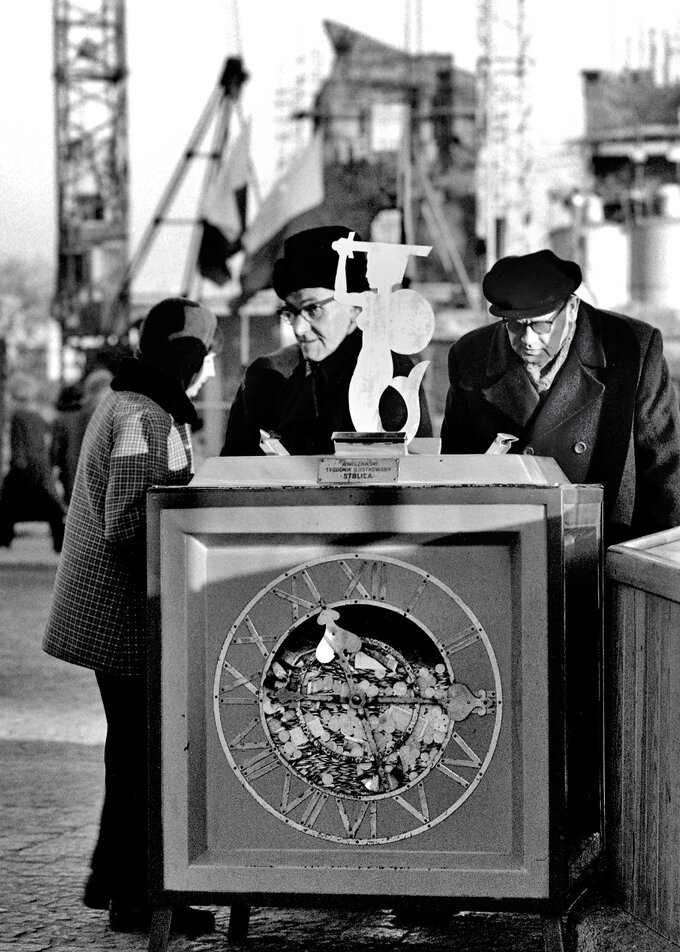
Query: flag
[
  {"left": 198, "top": 120, "right": 251, "bottom": 286},
  {"left": 240, "top": 133, "right": 325, "bottom": 295}
]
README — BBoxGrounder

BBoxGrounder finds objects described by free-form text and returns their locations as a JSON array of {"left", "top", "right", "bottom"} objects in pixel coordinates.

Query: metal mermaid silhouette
[{"left": 331, "top": 232, "right": 435, "bottom": 443}]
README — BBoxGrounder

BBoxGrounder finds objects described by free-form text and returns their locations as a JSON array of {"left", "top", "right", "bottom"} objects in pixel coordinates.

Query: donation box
[{"left": 147, "top": 455, "right": 602, "bottom": 915}]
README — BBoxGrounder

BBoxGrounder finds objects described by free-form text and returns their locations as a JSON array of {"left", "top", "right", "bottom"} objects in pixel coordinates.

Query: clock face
[{"left": 214, "top": 554, "right": 502, "bottom": 845}]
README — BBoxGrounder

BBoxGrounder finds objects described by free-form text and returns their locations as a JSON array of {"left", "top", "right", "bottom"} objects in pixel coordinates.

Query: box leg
[
  {"left": 542, "top": 915, "right": 565, "bottom": 952},
  {"left": 227, "top": 902, "right": 251, "bottom": 944},
  {"left": 148, "top": 905, "right": 172, "bottom": 952}
]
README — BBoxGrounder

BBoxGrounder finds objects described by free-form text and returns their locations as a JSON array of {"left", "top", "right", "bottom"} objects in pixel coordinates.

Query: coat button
[
  {"left": 523, "top": 446, "right": 535, "bottom": 455},
  {"left": 573, "top": 441, "right": 587, "bottom": 454}
]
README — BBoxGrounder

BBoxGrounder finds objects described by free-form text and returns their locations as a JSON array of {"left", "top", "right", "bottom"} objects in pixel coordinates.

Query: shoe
[
  {"left": 108, "top": 901, "right": 215, "bottom": 936},
  {"left": 83, "top": 872, "right": 110, "bottom": 910},
  {"left": 170, "top": 905, "right": 216, "bottom": 937},
  {"left": 108, "top": 902, "right": 149, "bottom": 932}
]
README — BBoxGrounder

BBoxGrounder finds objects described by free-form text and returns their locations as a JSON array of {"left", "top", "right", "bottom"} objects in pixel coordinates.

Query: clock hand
[
  {"left": 372, "top": 695, "right": 440, "bottom": 705},
  {"left": 274, "top": 687, "right": 339, "bottom": 704},
  {"left": 329, "top": 649, "right": 395, "bottom": 791}
]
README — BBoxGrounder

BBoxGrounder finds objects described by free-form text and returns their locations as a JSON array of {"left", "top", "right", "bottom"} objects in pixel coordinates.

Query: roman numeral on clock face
[
  {"left": 336, "top": 800, "right": 378, "bottom": 839},
  {"left": 441, "top": 624, "right": 481, "bottom": 655},
  {"left": 436, "top": 732, "right": 483, "bottom": 787},
  {"left": 279, "top": 775, "right": 328, "bottom": 828},
  {"left": 228, "top": 717, "right": 268, "bottom": 751},
  {"left": 218, "top": 659, "right": 261, "bottom": 706},
  {"left": 221, "top": 660, "right": 260, "bottom": 694},
  {"left": 338, "top": 560, "right": 386, "bottom": 601},
  {"left": 446, "top": 731, "right": 483, "bottom": 769},
  {"left": 271, "top": 570, "right": 324, "bottom": 620},
  {"left": 240, "top": 749, "right": 281, "bottom": 781},
  {"left": 230, "top": 616, "right": 269, "bottom": 658},
  {"left": 394, "top": 782, "right": 430, "bottom": 824}
]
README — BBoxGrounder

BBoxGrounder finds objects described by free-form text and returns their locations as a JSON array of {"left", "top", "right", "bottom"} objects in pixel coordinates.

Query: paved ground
[{"left": 1, "top": 524, "right": 677, "bottom": 951}]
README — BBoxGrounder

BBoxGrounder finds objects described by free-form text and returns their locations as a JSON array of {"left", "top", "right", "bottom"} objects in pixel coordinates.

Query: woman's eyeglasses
[{"left": 277, "top": 296, "right": 336, "bottom": 325}]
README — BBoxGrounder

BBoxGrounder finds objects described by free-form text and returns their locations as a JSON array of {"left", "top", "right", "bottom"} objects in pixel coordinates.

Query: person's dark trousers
[{"left": 91, "top": 671, "right": 148, "bottom": 907}]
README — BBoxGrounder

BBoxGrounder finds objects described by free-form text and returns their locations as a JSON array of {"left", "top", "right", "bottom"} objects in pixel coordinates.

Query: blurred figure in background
[
  {"left": 52, "top": 368, "right": 113, "bottom": 505},
  {"left": 0, "top": 372, "right": 66, "bottom": 552},
  {"left": 50, "top": 382, "right": 83, "bottom": 506}
]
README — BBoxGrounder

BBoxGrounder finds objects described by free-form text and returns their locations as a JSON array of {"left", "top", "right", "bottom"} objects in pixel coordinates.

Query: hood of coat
[{"left": 111, "top": 357, "right": 198, "bottom": 426}]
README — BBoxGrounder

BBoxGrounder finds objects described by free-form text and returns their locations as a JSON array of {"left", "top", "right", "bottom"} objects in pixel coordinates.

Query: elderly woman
[{"left": 221, "top": 225, "right": 432, "bottom": 455}]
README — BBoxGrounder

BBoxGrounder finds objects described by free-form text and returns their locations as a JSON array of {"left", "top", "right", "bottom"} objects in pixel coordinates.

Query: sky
[{"left": 1, "top": 0, "right": 680, "bottom": 290}]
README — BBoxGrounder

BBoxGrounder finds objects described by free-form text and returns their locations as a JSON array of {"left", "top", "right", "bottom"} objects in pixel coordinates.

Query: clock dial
[{"left": 214, "top": 554, "right": 502, "bottom": 845}]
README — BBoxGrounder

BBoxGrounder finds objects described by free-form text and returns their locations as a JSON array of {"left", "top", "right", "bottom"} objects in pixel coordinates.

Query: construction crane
[
  {"left": 476, "top": 0, "right": 535, "bottom": 268},
  {"left": 107, "top": 54, "right": 248, "bottom": 326},
  {"left": 52, "top": 0, "right": 129, "bottom": 347}
]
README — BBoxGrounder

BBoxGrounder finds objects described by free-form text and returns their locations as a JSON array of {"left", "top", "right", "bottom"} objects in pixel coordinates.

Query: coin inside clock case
[{"left": 261, "top": 603, "right": 482, "bottom": 798}]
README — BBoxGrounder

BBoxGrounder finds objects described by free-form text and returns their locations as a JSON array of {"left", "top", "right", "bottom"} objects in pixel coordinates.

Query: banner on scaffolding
[
  {"left": 198, "top": 120, "right": 251, "bottom": 286},
  {"left": 239, "top": 133, "right": 325, "bottom": 295}
]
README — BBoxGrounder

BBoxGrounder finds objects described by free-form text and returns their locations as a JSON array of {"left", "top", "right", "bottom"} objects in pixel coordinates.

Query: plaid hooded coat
[{"left": 43, "top": 366, "right": 195, "bottom": 676}]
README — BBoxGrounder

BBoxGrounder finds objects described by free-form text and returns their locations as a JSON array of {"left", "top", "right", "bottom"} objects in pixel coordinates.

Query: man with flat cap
[
  {"left": 441, "top": 248, "right": 680, "bottom": 544},
  {"left": 221, "top": 225, "right": 432, "bottom": 455}
]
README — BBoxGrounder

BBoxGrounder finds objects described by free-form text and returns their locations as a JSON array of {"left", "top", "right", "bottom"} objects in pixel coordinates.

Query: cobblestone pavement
[
  {"left": 1, "top": 736, "right": 549, "bottom": 950},
  {"left": 0, "top": 525, "right": 675, "bottom": 951}
]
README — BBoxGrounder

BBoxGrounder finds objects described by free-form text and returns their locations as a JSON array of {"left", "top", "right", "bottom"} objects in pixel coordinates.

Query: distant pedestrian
[
  {"left": 0, "top": 373, "right": 66, "bottom": 551},
  {"left": 42, "top": 298, "right": 219, "bottom": 936},
  {"left": 51, "top": 368, "right": 113, "bottom": 505},
  {"left": 50, "top": 382, "right": 83, "bottom": 505}
]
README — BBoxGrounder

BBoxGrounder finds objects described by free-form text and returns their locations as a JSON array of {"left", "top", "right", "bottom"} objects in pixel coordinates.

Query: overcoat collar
[{"left": 482, "top": 302, "right": 607, "bottom": 430}]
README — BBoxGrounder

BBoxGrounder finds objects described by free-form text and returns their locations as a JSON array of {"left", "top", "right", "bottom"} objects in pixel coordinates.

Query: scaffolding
[
  {"left": 476, "top": 0, "right": 535, "bottom": 266},
  {"left": 53, "top": 0, "right": 129, "bottom": 340},
  {"left": 273, "top": 48, "right": 324, "bottom": 177}
]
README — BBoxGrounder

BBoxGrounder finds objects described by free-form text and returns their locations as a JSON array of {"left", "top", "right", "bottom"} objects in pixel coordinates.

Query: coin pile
[{"left": 262, "top": 638, "right": 456, "bottom": 798}]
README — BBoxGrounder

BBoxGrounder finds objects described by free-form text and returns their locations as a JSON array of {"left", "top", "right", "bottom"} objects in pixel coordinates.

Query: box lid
[{"left": 190, "top": 454, "right": 569, "bottom": 488}]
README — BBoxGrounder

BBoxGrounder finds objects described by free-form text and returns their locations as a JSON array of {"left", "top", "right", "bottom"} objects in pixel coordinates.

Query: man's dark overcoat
[
  {"left": 440, "top": 300, "right": 680, "bottom": 543},
  {"left": 222, "top": 328, "right": 432, "bottom": 455}
]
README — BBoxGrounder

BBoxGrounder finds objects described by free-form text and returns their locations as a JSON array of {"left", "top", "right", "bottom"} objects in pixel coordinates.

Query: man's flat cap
[{"left": 482, "top": 249, "right": 582, "bottom": 319}]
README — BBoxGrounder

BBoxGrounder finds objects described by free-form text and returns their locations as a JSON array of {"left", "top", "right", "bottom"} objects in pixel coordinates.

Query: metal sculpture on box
[{"left": 331, "top": 234, "right": 435, "bottom": 442}]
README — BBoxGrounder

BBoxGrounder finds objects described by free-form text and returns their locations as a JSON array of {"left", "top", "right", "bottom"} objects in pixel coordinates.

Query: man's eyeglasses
[
  {"left": 277, "top": 296, "right": 336, "bottom": 325},
  {"left": 502, "top": 298, "right": 570, "bottom": 336}
]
